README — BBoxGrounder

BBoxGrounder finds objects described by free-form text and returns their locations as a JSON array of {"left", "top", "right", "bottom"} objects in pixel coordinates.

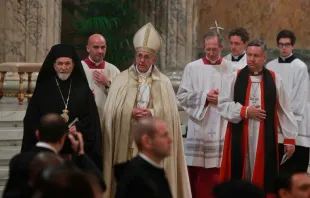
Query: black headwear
[{"left": 36, "top": 44, "right": 87, "bottom": 85}]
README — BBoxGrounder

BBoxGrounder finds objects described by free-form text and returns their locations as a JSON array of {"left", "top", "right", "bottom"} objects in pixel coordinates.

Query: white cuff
[{"left": 245, "top": 106, "right": 249, "bottom": 118}]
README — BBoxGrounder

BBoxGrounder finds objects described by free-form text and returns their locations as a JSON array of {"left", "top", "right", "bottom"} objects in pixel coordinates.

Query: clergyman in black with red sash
[{"left": 218, "top": 39, "right": 297, "bottom": 198}]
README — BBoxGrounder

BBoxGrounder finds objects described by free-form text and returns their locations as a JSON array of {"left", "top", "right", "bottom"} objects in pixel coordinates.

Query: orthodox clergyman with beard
[{"left": 21, "top": 44, "right": 103, "bottom": 171}]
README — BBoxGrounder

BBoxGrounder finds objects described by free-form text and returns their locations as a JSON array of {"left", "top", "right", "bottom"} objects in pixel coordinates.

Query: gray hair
[
  {"left": 247, "top": 39, "right": 267, "bottom": 53},
  {"left": 203, "top": 29, "right": 224, "bottom": 47}
]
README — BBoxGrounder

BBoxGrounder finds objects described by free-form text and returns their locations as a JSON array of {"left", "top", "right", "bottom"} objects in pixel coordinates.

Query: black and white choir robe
[
  {"left": 224, "top": 52, "right": 247, "bottom": 70},
  {"left": 266, "top": 54, "right": 310, "bottom": 172}
]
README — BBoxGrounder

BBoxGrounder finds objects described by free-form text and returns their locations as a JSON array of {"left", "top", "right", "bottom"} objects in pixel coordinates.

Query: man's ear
[
  {"left": 278, "top": 188, "right": 290, "bottom": 198},
  {"left": 141, "top": 135, "right": 152, "bottom": 149},
  {"left": 35, "top": 130, "right": 39, "bottom": 140}
]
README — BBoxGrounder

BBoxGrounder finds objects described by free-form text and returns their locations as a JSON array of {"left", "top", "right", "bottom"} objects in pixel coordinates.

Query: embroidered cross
[{"left": 250, "top": 97, "right": 259, "bottom": 104}]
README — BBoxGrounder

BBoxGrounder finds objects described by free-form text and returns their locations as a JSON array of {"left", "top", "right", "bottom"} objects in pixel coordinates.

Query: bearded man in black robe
[{"left": 21, "top": 44, "right": 102, "bottom": 170}]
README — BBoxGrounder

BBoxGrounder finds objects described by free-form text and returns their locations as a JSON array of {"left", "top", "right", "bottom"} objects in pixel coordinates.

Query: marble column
[
  {"left": 136, "top": 0, "right": 200, "bottom": 79},
  {"left": 0, "top": 0, "right": 62, "bottom": 63},
  {"left": 0, "top": 0, "right": 62, "bottom": 90}
]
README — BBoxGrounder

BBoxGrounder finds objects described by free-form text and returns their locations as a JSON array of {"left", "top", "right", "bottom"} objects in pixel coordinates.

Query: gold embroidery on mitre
[
  {"left": 135, "top": 47, "right": 156, "bottom": 55},
  {"left": 133, "top": 23, "right": 162, "bottom": 55},
  {"left": 142, "top": 23, "right": 151, "bottom": 47}
]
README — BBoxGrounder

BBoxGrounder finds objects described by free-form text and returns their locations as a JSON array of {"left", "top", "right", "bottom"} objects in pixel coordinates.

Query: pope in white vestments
[
  {"left": 224, "top": 27, "right": 249, "bottom": 70},
  {"left": 81, "top": 34, "right": 120, "bottom": 120},
  {"left": 177, "top": 30, "right": 235, "bottom": 198},
  {"left": 102, "top": 23, "right": 191, "bottom": 198},
  {"left": 218, "top": 39, "right": 297, "bottom": 196},
  {"left": 266, "top": 29, "right": 310, "bottom": 173}
]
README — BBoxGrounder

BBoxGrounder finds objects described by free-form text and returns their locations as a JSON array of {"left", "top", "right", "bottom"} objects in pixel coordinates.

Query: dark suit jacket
[
  {"left": 3, "top": 145, "right": 105, "bottom": 198},
  {"left": 114, "top": 156, "right": 172, "bottom": 198}
]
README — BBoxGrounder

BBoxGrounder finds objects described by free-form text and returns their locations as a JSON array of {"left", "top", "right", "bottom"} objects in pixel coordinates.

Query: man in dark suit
[
  {"left": 3, "top": 113, "right": 105, "bottom": 198},
  {"left": 114, "top": 117, "right": 173, "bottom": 198}
]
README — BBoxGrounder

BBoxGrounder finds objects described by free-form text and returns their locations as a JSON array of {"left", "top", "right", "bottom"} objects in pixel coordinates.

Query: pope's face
[
  {"left": 135, "top": 51, "right": 156, "bottom": 73},
  {"left": 54, "top": 57, "right": 74, "bottom": 80}
]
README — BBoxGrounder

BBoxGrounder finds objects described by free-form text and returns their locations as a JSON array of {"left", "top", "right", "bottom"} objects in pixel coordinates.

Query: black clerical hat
[
  {"left": 36, "top": 44, "right": 87, "bottom": 85},
  {"left": 51, "top": 44, "right": 77, "bottom": 61}
]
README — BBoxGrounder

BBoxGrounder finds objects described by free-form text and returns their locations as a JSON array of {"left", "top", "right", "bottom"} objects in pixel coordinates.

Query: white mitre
[{"left": 133, "top": 22, "right": 162, "bottom": 55}]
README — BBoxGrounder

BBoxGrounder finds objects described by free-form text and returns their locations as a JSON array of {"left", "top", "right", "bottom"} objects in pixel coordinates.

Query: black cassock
[
  {"left": 114, "top": 156, "right": 172, "bottom": 198},
  {"left": 21, "top": 44, "right": 102, "bottom": 170}
]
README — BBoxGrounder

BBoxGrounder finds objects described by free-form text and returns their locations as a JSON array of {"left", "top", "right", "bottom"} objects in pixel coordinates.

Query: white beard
[{"left": 57, "top": 72, "right": 71, "bottom": 81}]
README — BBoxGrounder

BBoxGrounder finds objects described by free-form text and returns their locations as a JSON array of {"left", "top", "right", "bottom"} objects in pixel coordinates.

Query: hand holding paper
[
  {"left": 280, "top": 153, "right": 290, "bottom": 165},
  {"left": 281, "top": 145, "right": 295, "bottom": 165},
  {"left": 284, "top": 145, "right": 295, "bottom": 157}
]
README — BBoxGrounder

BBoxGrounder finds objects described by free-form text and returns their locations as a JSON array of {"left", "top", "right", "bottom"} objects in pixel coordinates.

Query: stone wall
[
  {"left": 198, "top": 0, "right": 310, "bottom": 49},
  {"left": 0, "top": 0, "right": 62, "bottom": 63},
  {"left": 136, "top": 0, "right": 310, "bottom": 77},
  {"left": 0, "top": 0, "right": 62, "bottom": 89},
  {"left": 135, "top": 0, "right": 199, "bottom": 73}
]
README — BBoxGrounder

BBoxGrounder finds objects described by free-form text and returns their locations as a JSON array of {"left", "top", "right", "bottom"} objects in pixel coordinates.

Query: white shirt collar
[
  {"left": 138, "top": 153, "right": 163, "bottom": 169},
  {"left": 36, "top": 142, "right": 58, "bottom": 153},
  {"left": 206, "top": 56, "right": 220, "bottom": 64},
  {"left": 136, "top": 64, "right": 153, "bottom": 78},
  {"left": 280, "top": 53, "right": 293, "bottom": 61},
  {"left": 88, "top": 56, "right": 103, "bottom": 66},
  {"left": 232, "top": 51, "right": 246, "bottom": 59}
]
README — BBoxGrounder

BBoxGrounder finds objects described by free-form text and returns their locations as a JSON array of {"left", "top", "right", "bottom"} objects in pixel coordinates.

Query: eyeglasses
[
  {"left": 135, "top": 54, "right": 154, "bottom": 60},
  {"left": 278, "top": 43, "right": 292, "bottom": 48}
]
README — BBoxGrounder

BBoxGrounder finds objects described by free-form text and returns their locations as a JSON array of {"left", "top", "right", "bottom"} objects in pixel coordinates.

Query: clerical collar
[
  {"left": 232, "top": 52, "right": 245, "bottom": 62},
  {"left": 89, "top": 56, "right": 103, "bottom": 66},
  {"left": 202, "top": 56, "right": 223, "bottom": 65},
  {"left": 135, "top": 64, "right": 153, "bottom": 78},
  {"left": 83, "top": 57, "right": 105, "bottom": 69},
  {"left": 36, "top": 142, "right": 58, "bottom": 153},
  {"left": 249, "top": 69, "right": 263, "bottom": 76},
  {"left": 278, "top": 54, "right": 297, "bottom": 63},
  {"left": 139, "top": 153, "right": 163, "bottom": 169}
]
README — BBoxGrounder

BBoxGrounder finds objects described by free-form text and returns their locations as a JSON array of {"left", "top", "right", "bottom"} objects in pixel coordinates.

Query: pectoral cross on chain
[{"left": 250, "top": 82, "right": 260, "bottom": 105}]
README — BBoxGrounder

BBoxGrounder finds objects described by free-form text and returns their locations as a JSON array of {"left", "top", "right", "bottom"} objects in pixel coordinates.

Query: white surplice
[
  {"left": 224, "top": 53, "right": 247, "bottom": 70},
  {"left": 266, "top": 57, "right": 310, "bottom": 147},
  {"left": 218, "top": 71, "right": 298, "bottom": 178},
  {"left": 81, "top": 59, "right": 120, "bottom": 120},
  {"left": 177, "top": 58, "right": 236, "bottom": 168}
]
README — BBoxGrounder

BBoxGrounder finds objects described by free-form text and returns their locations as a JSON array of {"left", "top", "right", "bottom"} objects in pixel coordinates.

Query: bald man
[
  {"left": 81, "top": 34, "right": 120, "bottom": 121},
  {"left": 114, "top": 117, "right": 173, "bottom": 198}
]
